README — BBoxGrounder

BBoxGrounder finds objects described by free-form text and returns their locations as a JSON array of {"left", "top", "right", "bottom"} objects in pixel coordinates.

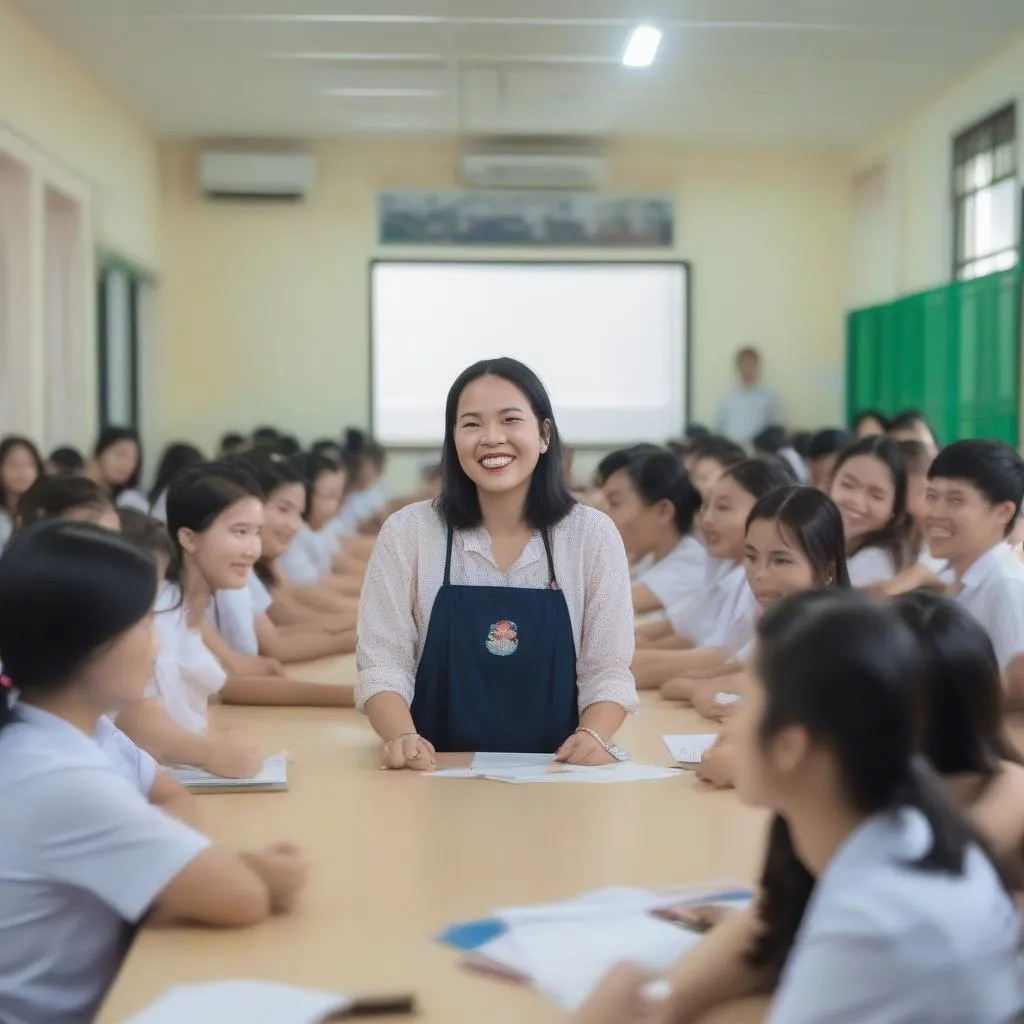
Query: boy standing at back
[{"left": 925, "top": 440, "right": 1024, "bottom": 705}]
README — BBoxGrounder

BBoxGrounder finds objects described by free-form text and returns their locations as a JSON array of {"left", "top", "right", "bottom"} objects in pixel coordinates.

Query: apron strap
[
  {"left": 443, "top": 525, "right": 455, "bottom": 587},
  {"left": 542, "top": 529, "right": 559, "bottom": 591}
]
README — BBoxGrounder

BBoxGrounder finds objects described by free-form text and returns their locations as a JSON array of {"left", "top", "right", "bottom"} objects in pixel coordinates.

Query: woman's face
[
  {"left": 603, "top": 468, "right": 673, "bottom": 559},
  {"left": 830, "top": 454, "right": 895, "bottom": 546},
  {"left": 454, "top": 374, "right": 548, "bottom": 501},
  {"left": 855, "top": 416, "right": 886, "bottom": 439},
  {"left": 889, "top": 421, "right": 938, "bottom": 458},
  {"left": 262, "top": 482, "right": 305, "bottom": 558},
  {"left": 185, "top": 496, "right": 263, "bottom": 590},
  {"left": 1, "top": 444, "right": 39, "bottom": 502},
  {"left": 690, "top": 456, "right": 725, "bottom": 501},
  {"left": 97, "top": 439, "right": 139, "bottom": 487},
  {"left": 701, "top": 475, "right": 756, "bottom": 560},
  {"left": 308, "top": 470, "right": 345, "bottom": 530},
  {"left": 744, "top": 518, "right": 818, "bottom": 614}
]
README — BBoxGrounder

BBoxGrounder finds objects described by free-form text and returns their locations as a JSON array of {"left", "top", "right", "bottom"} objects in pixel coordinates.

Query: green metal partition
[{"left": 847, "top": 267, "right": 1022, "bottom": 445}]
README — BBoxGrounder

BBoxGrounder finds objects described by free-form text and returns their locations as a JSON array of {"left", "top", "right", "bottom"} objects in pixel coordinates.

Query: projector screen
[{"left": 370, "top": 261, "right": 688, "bottom": 447}]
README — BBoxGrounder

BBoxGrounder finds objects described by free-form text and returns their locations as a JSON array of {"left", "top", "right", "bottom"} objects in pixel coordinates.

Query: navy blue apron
[{"left": 410, "top": 525, "right": 579, "bottom": 753}]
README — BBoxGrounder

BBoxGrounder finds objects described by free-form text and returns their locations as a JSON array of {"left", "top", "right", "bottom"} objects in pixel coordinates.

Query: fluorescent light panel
[{"left": 622, "top": 25, "right": 662, "bottom": 67}]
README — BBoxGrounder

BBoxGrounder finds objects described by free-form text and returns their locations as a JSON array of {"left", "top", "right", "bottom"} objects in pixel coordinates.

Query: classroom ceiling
[{"left": 17, "top": 0, "right": 1024, "bottom": 145}]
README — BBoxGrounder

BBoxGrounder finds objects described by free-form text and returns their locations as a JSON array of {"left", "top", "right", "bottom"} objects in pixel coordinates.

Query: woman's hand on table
[
  {"left": 692, "top": 681, "right": 735, "bottom": 722},
  {"left": 555, "top": 730, "right": 616, "bottom": 766},
  {"left": 242, "top": 842, "right": 309, "bottom": 913},
  {"left": 202, "top": 732, "right": 263, "bottom": 779},
  {"left": 381, "top": 733, "right": 436, "bottom": 771},
  {"left": 567, "top": 963, "right": 670, "bottom": 1024},
  {"left": 695, "top": 738, "right": 736, "bottom": 789}
]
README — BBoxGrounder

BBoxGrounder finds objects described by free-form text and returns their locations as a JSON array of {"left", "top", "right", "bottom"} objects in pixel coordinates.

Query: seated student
[
  {"left": 829, "top": 435, "right": 914, "bottom": 587},
  {"left": 752, "top": 426, "right": 809, "bottom": 485},
  {"left": 88, "top": 426, "right": 148, "bottom": 511},
  {"left": 632, "top": 458, "right": 795, "bottom": 685},
  {"left": 251, "top": 426, "right": 281, "bottom": 450},
  {"left": 218, "top": 431, "right": 249, "bottom": 458},
  {"left": 277, "top": 434, "right": 302, "bottom": 457},
  {"left": 603, "top": 448, "right": 706, "bottom": 613},
  {"left": 337, "top": 429, "right": 388, "bottom": 533},
  {"left": 0, "top": 435, "right": 43, "bottom": 553},
  {"left": 888, "top": 408, "right": 939, "bottom": 458},
  {"left": 588, "top": 443, "right": 659, "bottom": 516},
  {"left": 44, "top": 444, "right": 86, "bottom": 476},
  {"left": 852, "top": 408, "right": 889, "bottom": 438},
  {"left": 357, "top": 357, "right": 638, "bottom": 768},
  {"left": 582, "top": 589, "right": 1024, "bottom": 1024},
  {"left": 925, "top": 439, "right": 1024, "bottom": 704},
  {"left": 278, "top": 451, "right": 349, "bottom": 585},
  {"left": 0, "top": 521, "right": 308, "bottom": 1024},
  {"left": 804, "top": 427, "right": 850, "bottom": 492},
  {"left": 15, "top": 475, "right": 120, "bottom": 532},
  {"left": 148, "top": 442, "right": 204, "bottom": 522},
  {"left": 686, "top": 435, "right": 747, "bottom": 500}
]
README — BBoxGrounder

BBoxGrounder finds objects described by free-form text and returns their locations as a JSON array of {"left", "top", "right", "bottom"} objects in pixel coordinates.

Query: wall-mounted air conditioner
[
  {"left": 460, "top": 152, "right": 608, "bottom": 191},
  {"left": 198, "top": 150, "right": 316, "bottom": 201}
]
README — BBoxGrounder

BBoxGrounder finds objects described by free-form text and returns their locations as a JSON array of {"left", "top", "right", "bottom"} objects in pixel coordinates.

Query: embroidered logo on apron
[{"left": 485, "top": 619, "right": 519, "bottom": 657}]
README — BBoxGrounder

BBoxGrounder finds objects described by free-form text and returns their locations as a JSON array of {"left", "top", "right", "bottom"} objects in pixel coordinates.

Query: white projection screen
[{"left": 370, "top": 261, "right": 688, "bottom": 446}]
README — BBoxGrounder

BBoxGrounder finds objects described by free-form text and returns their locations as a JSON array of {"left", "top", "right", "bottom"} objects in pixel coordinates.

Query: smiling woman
[{"left": 356, "top": 357, "right": 639, "bottom": 769}]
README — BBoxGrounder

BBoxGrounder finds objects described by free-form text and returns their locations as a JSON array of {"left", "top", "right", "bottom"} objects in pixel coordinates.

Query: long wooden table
[{"left": 99, "top": 656, "right": 768, "bottom": 1022}]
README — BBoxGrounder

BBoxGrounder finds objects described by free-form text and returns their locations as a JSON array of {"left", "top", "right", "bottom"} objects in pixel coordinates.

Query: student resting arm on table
[
  {"left": 357, "top": 358, "right": 638, "bottom": 769},
  {"left": 0, "top": 521, "right": 308, "bottom": 1024}
]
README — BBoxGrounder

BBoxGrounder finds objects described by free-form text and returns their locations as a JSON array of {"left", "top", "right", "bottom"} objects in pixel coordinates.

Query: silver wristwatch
[{"left": 575, "top": 726, "right": 630, "bottom": 762}]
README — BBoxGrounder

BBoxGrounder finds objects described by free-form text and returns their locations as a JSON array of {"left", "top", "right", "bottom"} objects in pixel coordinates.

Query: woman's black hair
[
  {"left": 853, "top": 409, "right": 890, "bottom": 433},
  {"left": 252, "top": 426, "right": 280, "bottom": 447},
  {"left": 746, "top": 588, "right": 1012, "bottom": 977},
  {"left": 752, "top": 425, "right": 789, "bottom": 456},
  {"left": 93, "top": 426, "right": 143, "bottom": 496},
  {"left": 720, "top": 455, "right": 797, "bottom": 501},
  {"left": 437, "top": 358, "right": 575, "bottom": 531},
  {"left": 118, "top": 508, "right": 175, "bottom": 565},
  {"left": 46, "top": 445, "right": 85, "bottom": 475},
  {"left": 15, "top": 476, "right": 115, "bottom": 532},
  {"left": 165, "top": 462, "right": 264, "bottom": 584},
  {"left": 806, "top": 428, "right": 851, "bottom": 461},
  {"left": 290, "top": 451, "right": 344, "bottom": 523},
  {"left": 148, "top": 443, "right": 205, "bottom": 506},
  {"left": 895, "top": 438, "right": 934, "bottom": 478},
  {"left": 746, "top": 486, "right": 851, "bottom": 588},
  {"left": 311, "top": 438, "right": 342, "bottom": 461},
  {"left": 891, "top": 590, "right": 1023, "bottom": 777},
  {"left": 831, "top": 435, "right": 914, "bottom": 570},
  {"left": 888, "top": 409, "right": 937, "bottom": 445},
  {"left": 0, "top": 435, "right": 44, "bottom": 513},
  {"left": 278, "top": 435, "right": 302, "bottom": 457},
  {"left": 620, "top": 448, "right": 702, "bottom": 536},
  {"left": 0, "top": 520, "right": 157, "bottom": 729},
  {"left": 593, "top": 444, "right": 659, "bottom": 488},
  {"left": 218, "top": 431, "right": 248, "bottom": 456},
  {"left": 692, "top": 435, "right": 747, "bottom": 469},
  {"left": 789, "top": 431, "right": 813, "bottom": 459}
]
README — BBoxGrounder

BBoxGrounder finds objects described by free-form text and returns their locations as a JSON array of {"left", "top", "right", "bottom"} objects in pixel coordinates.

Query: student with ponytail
[
  {"left": 15, "top": 475, "right": 119, "bottom": 532},
  {"left": 602, "top": 448, "right": 706, "bottom": 613},
  {"left": 0, "top": 521, "right": 308, "bottom": 1024}
]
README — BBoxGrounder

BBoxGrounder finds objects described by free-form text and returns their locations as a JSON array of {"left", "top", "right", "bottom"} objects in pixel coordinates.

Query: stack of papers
[
  {"left": 662, "top": 734, "right": 718, "bottom": 765},
  {"left": 439, "top": 886, "right": 753, "bottom": 1011},
  {"left": 168, "top": 751, "right": 288, "bottom": 792},
  {"left": 427, "top": 751, "right": 680, "bottom": 784}
]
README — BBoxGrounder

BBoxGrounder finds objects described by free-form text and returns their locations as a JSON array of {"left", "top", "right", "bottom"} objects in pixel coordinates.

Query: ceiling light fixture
[{"left": 622, "top": 25, "right": 662, "bottom": 68}]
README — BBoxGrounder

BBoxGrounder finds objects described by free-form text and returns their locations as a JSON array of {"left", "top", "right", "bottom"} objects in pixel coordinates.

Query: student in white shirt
[
  {"left": 603, "top": 448, "right": 706, "bottom": 613},
  {"left": 632, "top": 457, "right": 795, "bottom": 689},
  {"left": 828, "top": 435, "right": 914, "bottom": 588},
  {"left": 357, "top": 357, "right": 638, "bottom": 768},
  {"left": 44, "top": 444, "right": 86, "bottom": 477},
  {"left": 685, "top": 434, "right": 747, "bottom": 502},
  {"left": 88, "top": 425, "right": 149, "bottom": 512},
  {"left": 925, "top": 439, "right": 1024, "bottom": 704},
  {"left": 14, "top": 474, "right": 121, "bottom": 533},
  {"left": 580, "top": 588, "right": 1024, "bottom": 1024},
  {"left": 714, "top": 347, "right": 782, "bottom": 447},
  {"left": 851, "top": 408, "right": 888, "bottom": 439},
  {"left": 147, "top": 441, "right": 204, "bottom": 522},
  {"left": 0, "top": 434, "right": 42, "bottom": 554},
  {"left": 804, "top": 427, "right": 850, "bottom": 493},
  {"left": 753, "top": 426, "right": 809, "bottom": 485},
  {"left": 0, "top": 520, "right": 309, "bottom": 1024}
]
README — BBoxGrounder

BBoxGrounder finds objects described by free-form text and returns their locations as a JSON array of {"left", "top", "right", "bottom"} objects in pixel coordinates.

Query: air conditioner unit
[
  {"left": 461, "top": 153, "right": 607, "bottom": 191},
  {"left": 198, "top": 151, "right": 316, "bottom": 200}
]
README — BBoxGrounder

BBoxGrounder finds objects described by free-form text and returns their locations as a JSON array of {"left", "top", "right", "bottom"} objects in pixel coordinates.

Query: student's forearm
[
  {"left": 632, "top": 583, "right": 665, "bottom": 615},
  {"left": 261, "top": 627, "right": 356, "bottom": 663},
  {"left": 1003, "top": 655, "right": 1024, "bottom": 709},
  {"left": 364, "top": 690, "right": 417, "bottom": 741},
  {"left": 117, "top": 701, "right": 218, "bottom": 770},
  {"left": 579, "top": 701, "right": 627, "bottom": 739},
  {"left": 220, "top": 675, "right": 355, "bottom": 707},
  {"left": 633, "top": 647, "right": 728, "bottom": 689},
  {"left": 200, "top": 622, "right": 250, "bottom": 675}
]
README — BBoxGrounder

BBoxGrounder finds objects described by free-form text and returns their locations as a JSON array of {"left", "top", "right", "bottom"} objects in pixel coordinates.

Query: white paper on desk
[
  {"left": 168, "top": 751, "right": 288, "bottom": 789},
  {"left": 471, "top": 751, "right": 555, "bottom": 770},
  {"left": 663, "top": 734, "right": 718, "bottom": 764},
  {"left": 486, "top": 762, "right": 679, "bottom": 784},
  {"left": 497, "top": 886, "right": 677, "bottom": 925},
  {"left": 120, "top": 980, "right": 352, "bottom": 1024}
]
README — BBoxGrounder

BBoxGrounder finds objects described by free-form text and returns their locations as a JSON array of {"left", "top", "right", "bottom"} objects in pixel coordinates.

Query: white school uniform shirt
[
  {"left": 665, "top": 557, "right": 758, "bottom": 653},
  {"left": 768, "top": 807, "right": 1024, "bottom": 1023},
  {"left": 94, "top": 715, "right": 159, "bottom": 794},
  {"left": 209, "top": 573, "right": 274, "bottom": 657},
  {"left": 917, "top": 543, "right": 955, "bottom": 585},
  {"left": 115, "top": 487, "right": 149, "bottom": 512},
  {"left": 356, "top": 500, "right": 639, "bottom": 715},
  {"left": 779, "top": 447, "right": 809, "bottom": 484},
  {"left": 846, "top": 545, "right": 896, "bottom": 587},
  {"left": 148, "top": 582, "right": 226, "bottom": 733},
  {"left": 0, "top": 703, "right": 209, "bottom": 1024},
  {"left": 279, "top": 522, "right": 337, "bottom": 584},
  {"left": 955, "top": 540, "right": 1024, "bottom": 671},
  {"left": 634, "top": 534, "right": 708, "bottom": 608},
  {"left": 149, "top": 487, "right": 168, "bottom": 523}
]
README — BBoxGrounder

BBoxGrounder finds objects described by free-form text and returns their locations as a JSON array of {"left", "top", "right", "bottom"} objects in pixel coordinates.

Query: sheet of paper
[
  {"left": 121, "top": 980, "right": 352, "bottom": 1024},
  {"left": 662, "top": 734, "right": 718, "bottom": 764},
  {"left": 471, "top": 751, "right": 555, "bottom": 771},
  {"left": 485, "top": 762, "right": 679, "bottom": 784},
  {"left": 168, "top": 751, "right": 288, "bottom": 789}
]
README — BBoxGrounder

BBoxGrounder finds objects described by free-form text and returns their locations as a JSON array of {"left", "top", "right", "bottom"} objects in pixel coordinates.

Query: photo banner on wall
[{"left": 378, "top": 190, "right": 674, "bottom": 247}]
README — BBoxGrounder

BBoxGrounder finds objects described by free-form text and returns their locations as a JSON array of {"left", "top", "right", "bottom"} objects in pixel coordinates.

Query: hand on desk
[
  {"left": 202, "top": 732, "right": 264, "bottom": 779},
  {"left": 554, "top": 730, "right": 616, "bottom": 766},
  {"left": 568, "top": 963, "right": 669, "bottom": 1024},
  {"left": 381, "top": 733, "right": 436, "bottom": 771},
  {"left": 242, "top": 843, "right": 309, "bottom": 913},
  {"left": 695, "top": 736, "right": 736, "bottom": 790}
]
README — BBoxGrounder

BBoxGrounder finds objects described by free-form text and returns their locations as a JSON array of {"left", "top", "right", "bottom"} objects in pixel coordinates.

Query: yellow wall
[{"left": 158, "top": 140, "right": 848, "bottom": 484}]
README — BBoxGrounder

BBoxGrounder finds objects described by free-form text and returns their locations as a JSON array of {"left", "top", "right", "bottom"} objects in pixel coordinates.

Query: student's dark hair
[
  {"left": 789, "top": 431, "right": 812, "bottom": 459},
  {"left": 720, "top": 456, "right": 796, "bottom": 500},
  {"left": 736, "top": 346, "right": 760, "bottom": 363},
  {"left": 692, "top": 435, "right": 747, "bottom": 469},
  {"left": 0, "top": 520, "right": 157, "bottom": 729},
  {"left": 437, "top": 358, "right": 575, "bottom": 531},
  {"left": 235, "top": 450, "right": 308, "bottom": 497},
  {"left": 895, "top": 438, "right": 934, "bottom": 478},
  {"left": 15, "top": 476, "right": 114, "bottom": 532},
  {"left": 46, "top": 445, "right": 85, "bottom": 475},
  {"left": 218, "top": 431, "right": 248, "bottom": 456},
  {"left": 746, "top": 588, "right": 1011, "bottom": 977},
  {"left": 277, "top": 434, "right": 301, "bottom": 457},
  {"left": 311, "top": 438, "right": 342, "bottom": 460},
  {"left": 928, "top": 440, "right": 1024, "bottom": 534},
  {"left": 746, "top": 486, "right": 850, "bottom": 588},
  {"left": 0, "top": 435, "right": 44, "bottom": 513},
  {"left": 93, "top": 426, "right": 143, "bottom": 495},
  {"left": 852, "top": 409, "right": 890, "bottom": 433},
  {"left": 892, "top": 590, "right": 1023, "bottom": 777},
  {"left": 621, "top": 449, "right": 702, "bottom": 536},
  {"left": 832, "top": 435, "right": 914, "bottom": 569},
  {"left": 684, "top": 423, "right": 712, "bottom": 444},
  {"left": 252, "top": 426, "right": 280, "bottom": 446},
  {"left": 117, "top": 508, "right": 175, "bottom": 564},
  {"left": 148, "top": 442, "right": 204, "bottom": 506},
  {"left": 291, "top": 451, "right": 344, "bottom": 523},
  {"left": 752, "top": 425, "right": 788, "bottom": 456},
  {"left": 594, "top": 444, "right": 659, "bottom": 488},
  {"left": 888, "top": 408, "right": 937, "bottom": 443},
  {"left": 165, "top": 462, "right": 264, "bottom": 584},
  {"left": 806, "top": 428, "right": 851, "bottom": 461}
]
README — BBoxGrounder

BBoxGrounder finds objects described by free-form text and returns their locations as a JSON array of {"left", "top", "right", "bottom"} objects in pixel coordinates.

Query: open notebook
[{"left": 167, "top": 752, "right": 288, "bottom": 792}]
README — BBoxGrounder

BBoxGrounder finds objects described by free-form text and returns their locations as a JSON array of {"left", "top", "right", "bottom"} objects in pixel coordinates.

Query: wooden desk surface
[{"left": 99, "top": 656, "right": 768, "bottom": 1022}]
